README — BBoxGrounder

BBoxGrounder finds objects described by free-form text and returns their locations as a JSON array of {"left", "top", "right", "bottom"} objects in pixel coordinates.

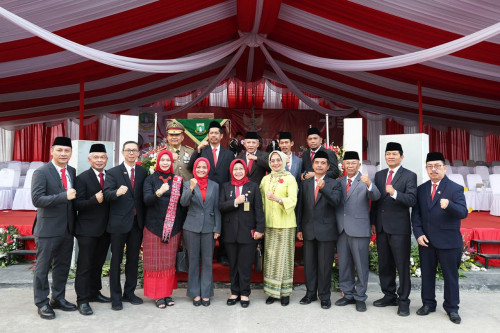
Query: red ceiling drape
[{"left": 227, "top": 80, "right": 265, "bottom": 108}]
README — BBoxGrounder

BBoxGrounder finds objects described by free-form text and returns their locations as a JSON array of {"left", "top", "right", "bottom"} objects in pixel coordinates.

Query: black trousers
[
  {"left": 303, "top": 239, "right": 336, "bottom": 301},
  {"left": 33, "top": 233, "right": 74, "bottom": 307},
  {"left": 109, "top": 218, "right": 143, "bottom": 304},
  {"left": 225, "top": 242, "right": 257, "bottom": 297},
  {"left": 376, "top": 231, "right": 411, "bottom": 305},
  {"left": 75, "top": 232, "right": 110, "bottom": 304}
]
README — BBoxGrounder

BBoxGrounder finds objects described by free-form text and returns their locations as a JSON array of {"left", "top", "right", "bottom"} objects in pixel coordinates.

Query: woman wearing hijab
[
  {"left": 219, "top": 159, "right": 265, "bottom": 308},
  {"left": 143, "top": 149, "right": 185, "bottom": 308},
  {"left": 180, "top": 157, "right": 221, "bottom": 307},
  {"left": 260, "top": 150, "right": 298, "bottom": 306}
]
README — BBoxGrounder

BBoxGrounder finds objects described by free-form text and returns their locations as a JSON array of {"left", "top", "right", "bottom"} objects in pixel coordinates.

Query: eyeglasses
[
  {"left": 123, "top": 149, "right": 139, "bottom": 154},
  {"left": 426, "top": 164, "right": 444, "bottom": 170},
  {"left": 344, "top": 162, "right": 358, "bottom": 166}
]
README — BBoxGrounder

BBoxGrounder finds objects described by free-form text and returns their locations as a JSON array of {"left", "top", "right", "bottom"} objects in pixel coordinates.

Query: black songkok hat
[
  {"left": 343, "top": 151, "right": 360, "bottom": 160},
  {"left": 209, "top": 121, "right": 221, "bottom": 130},
  {"left": 426, "top": 152, "right": 446, "bottom": 164},
  {"left": 279, "top": 132, "right": 292, "bottom": 140},
  {"left": 385, "top": 142, "right": 403, "bottom": 153},
  {"left": 89, "top": 143, "right": 106, "bottom": 153},
  {"left": 307, "top": 127, "right": 321, "bottom": 137},
  {"left": 245, "top": 131, "right": 259, "bottom": 140},
  {"left": 313, "top": 150, "right": 329, "bottom": 160},
  {"left": 52, "top": 136, "right": 72, "bottom": 148}
]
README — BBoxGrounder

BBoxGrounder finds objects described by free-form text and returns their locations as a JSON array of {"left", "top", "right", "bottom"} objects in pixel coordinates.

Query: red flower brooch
[{"left": 278, "top": 178, "right": 284, "bottom": 183}]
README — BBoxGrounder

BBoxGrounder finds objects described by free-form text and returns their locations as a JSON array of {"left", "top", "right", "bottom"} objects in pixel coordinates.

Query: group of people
[{"left": 30, "top": 121, "right": 467, "bottom": 325}]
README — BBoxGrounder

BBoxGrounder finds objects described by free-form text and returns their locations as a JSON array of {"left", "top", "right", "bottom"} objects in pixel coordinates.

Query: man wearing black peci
[
  {"left": 236, "top": 131, "right": 270, "bottom": 185},
  {"left": 301, "top": 127, "right": 340, "bottom": 181},
  {"left": 74, "top": 143, "right": 112, "bottom": 315}
]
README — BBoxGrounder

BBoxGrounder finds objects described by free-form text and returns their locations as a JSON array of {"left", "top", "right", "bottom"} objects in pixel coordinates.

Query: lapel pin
[
  {"left": 438, "top": 191, "right": 441, "bottom": 194},
  {"left": 123, "top": 172, "right": 127, "bottom": 174}
]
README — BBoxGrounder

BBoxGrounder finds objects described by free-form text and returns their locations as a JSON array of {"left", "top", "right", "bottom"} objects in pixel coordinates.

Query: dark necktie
[
  {"left": 99, "top": 172, "right": 104, "bottom": 189},
  {"left": 431, "top": 183, "right": 437, "bottom": 201},
  {"left": 346, "top": 178, "right": 352, "bottom": 194},
  {"left": 61, "top": 169, "right": 68, "bottom": 190},
  {"left": 130, "top": 167, "right": 135, "bottom": 190}
]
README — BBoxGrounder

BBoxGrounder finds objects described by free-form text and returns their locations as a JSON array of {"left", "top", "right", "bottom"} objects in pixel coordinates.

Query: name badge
[{"left": 244, "top": 201, "right": 250, "bottom": 211}]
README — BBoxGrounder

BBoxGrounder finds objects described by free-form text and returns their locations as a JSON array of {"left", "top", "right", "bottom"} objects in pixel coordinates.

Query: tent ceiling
[{"left": 0, "top": 0, "right": 499, "bottom": 131}]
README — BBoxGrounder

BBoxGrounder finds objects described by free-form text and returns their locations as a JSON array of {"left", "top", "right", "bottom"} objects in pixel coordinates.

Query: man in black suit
[
  {"left": 296, "top": 150, "right": 342, "bottom": 309},
  {"left": 301, "top": 127, "right": 340, "bottom": 181},
  {"left": 412, "top": 152, "right": 468, "bottom": 324},
  {"left": 31, "top": 137, "right": 77, "bottom": 319},
  {"left": 236, "top": 131, "right": 270, "bottom": 185},
  {"left": 370, "top": 142, "right": 417, "bottom": 317},
  {"left": 103, "top": 141, "right": 147, "bottom": 311},
  {"left": 189, "top": 120, "right": 234, "bottom": 264},
  {"left": 74, "top": 144, "right": 111, "bottom": 316},
  {"left": 279, "top": 132, "right": 302, "bottom": 185}
]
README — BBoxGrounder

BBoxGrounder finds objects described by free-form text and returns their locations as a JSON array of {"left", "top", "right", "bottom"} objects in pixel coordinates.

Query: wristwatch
[{"left": 278, "top": 198, "right": 283, "bottom": 204}]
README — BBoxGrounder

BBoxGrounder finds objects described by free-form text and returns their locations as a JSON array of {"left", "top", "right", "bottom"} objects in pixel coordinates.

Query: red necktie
[
  {"left": 99, "top": 172, "right": 104, "bottom": 189},
  {"left": 236, "top": 185, "right": 240, "bottom": 197},
  {"left": 212, "top": 148, "right": 217, "bottom": 167},
  {"left": 130, "top": 167, "right": 135, "bottom": 190},
  {"left": 310, "top": 150, "right": 315, "bottom": 162},
  {"left": 247, "top": 154, "right": 253, "bottom": 173},
  {"left": 346, "top": 178, "right": 352, "bottom": 194},
  {"left": 314, "top": 179, "right": 320, "bottom": 202},
  {"left": 431, "top": 183, "right": 437, "bottom": 201},
  {"left": 386, "top": 170, "right": 394, "bottom": 186},
  {"left": 60, "top": 169, "right": 68, "bottom": 190}
]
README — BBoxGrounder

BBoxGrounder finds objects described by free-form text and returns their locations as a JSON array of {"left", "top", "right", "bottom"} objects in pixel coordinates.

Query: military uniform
[{"left": 166, "top": 121, "right": 194, "bottom": 181}]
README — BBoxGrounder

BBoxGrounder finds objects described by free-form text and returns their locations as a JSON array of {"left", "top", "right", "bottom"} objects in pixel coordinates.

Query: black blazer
[
  {"left": 188, "top": 145, "right": 234, "bottom": 185},
  {"left": 74, "top": 168, "right": 109, "bottom": 237},
  {"left": 104, "top": 163, "right": 147, "bottom": 233},
  {"left": 236, "top": 150, "right": 271, "bottom": 184},
  {"left": 301, "top": 147, "right": 340, "bottom": 179},
  {"left": 370, "top": 167, "right": 417, "bottom": 235},
  {"left": 143, "top": 171, "right": 185, "bottom": 239},
  {"left": 219, "top": 181, "right": 265, "bottom": 244},
  {"left": 296, "top": 177, "right": 342, "bottom": 242},
  {"left": 31, "top": 162, "right": 76, "bottom": 237}
]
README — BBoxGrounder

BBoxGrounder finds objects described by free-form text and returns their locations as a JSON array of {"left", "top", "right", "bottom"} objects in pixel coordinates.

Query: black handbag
[
  {"left": 176, "top": 246, "right": 189, "bottom": 273},
  {"left": 254, "top": 240, "right": 263, "bottom": 272}
]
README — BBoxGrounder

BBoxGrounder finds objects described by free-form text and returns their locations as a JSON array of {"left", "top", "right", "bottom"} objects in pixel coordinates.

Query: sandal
[
  {"left": 165, "top": 297, "right": 175, "bottom": 306},
  {"left": 155, "top": 298, "right": 167, "bottom": 309}
]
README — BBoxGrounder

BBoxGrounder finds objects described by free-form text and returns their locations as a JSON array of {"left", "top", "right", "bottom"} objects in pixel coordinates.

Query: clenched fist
[
  {"left": 386, "top": 185, "right": 395, "bottom": 196},
  {"left": 95, "top": 190, "right": 104, "bottom": 203},
  {"left": 440, "top": 198, "right": 449, "bottom": 209},
  {"left": 197, "top": 140, "right": 209, "bottom": 152},
  {"left": 316, "top": 179, "right": 325, "bottom": 190},
  {"left": 235, "top": 194, "right": 246, "bottom": 205},
  {"left": 116, "top": 185, "right": 128, "bottom": 197},
  {"left": 360, "top": 173, "right": 371, "bottom": 186},
  {"left": 67, "top": 188, "right": 76, "bottom": 200},
  {"left": 159, "top": 182, "right": 170, "bottom": 194},
  {"left": 190, "top": 178, "right": 198, "bottom": 192}
]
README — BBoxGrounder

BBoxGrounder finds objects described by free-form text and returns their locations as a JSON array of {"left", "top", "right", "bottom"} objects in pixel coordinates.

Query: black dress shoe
[
  {"left": 122, "top": 293, "right": 143, "bottom": 305},
  {"left": 356, "top": 301, "right": 367, "bottom": 312},
  {"left": 193, "top": 298, "right": 202, "bottom": 307},
  {"left": 201, "top": 299, "right": 210, "bottom": 307},
  {"left": 373, "top": 297, "right": 398, "bottom": 307},
  {"left": 281, "top": 296, "right": 290, "bottom": 306},
  {"left": 335, "top": 297, "right": 356, "bottom": 306},
  {"left": 397, "top": 304, "right": 410, "bottom": 317},
  {"left": 240, "top": 300, "right": 250, "bottom": 308},
  {"left": 111, "top": 302, "right": 123, "bottom": 311},
  {"left": 448, "top": 312, "right": 461, "bottom": 324},
  {"left": 266, "top": 297, "right": 275, "bottom": 305},
  {"left": 227, "top": 296, "right": 240, "bottom": 306},
  {"left": 416, "top": 305, "right": 436, "bottom": 316},
  {"left": 321, "top": 299, "right": 332, "bottom": 309},
  {"left": 219, "top": 257, "right": 230, "bottom": 266},
  {"left": 90, "top": 292, "right": 111, "bottom": 303},
  {"left": 38, "top": 305, "right": 55, "bottom": 320},
  {"left": 77, "top": 303, "right": 93, "bottom": 316},
  {"left": 299, "top": 295, "right": 317, "bottom": 305},
  {"left": 50, "top": 299, "right": 77, "bottom": 311}
]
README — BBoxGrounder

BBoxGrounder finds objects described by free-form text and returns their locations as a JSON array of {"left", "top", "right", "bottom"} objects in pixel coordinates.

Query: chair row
[
  {"left": 0, "top": 168, "right": 37, "bottom": 210},
  {"left": 447, "top": 173, "right": 500, "bottom": 216}
]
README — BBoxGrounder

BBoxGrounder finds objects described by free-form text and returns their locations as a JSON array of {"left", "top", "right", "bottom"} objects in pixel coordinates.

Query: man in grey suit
[
  {"left": 279, "top": 132, "right": 302, "bottom": 185},
  {"left": 335, "top": 151, "right": 380, "bottom": 312},
  {"left": 31, "top": 137, "right": 77, "bottom": 319},
  {"left": 236, "top": 131, "right": 270, "bottom": 185}
]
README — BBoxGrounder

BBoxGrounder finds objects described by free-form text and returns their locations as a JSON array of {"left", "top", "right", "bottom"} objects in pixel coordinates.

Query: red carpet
[{"left": 2, "top": 210, "right": 499, "bottom": 273}]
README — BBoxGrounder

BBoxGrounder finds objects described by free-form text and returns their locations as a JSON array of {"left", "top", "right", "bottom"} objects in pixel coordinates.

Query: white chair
[
  {"left": 0, "top": 168, "right": 16, "bottom": 209},
  {"left": 467, "top": 174, "right": 492, "bottom": 211},
  {"left": 20, "top": 162, "right": 30, "bottom": 176},
  {"left": 493, "top": 166, "right": 500, "bottom": 174},
  {"left": 453, "top": 160, "right": 464, "bottom": 166},
  {"left": 445, "top": 166, "right": 453, "bottom": 176},
  {"left": 448, "top": 174, "right": 476, "bottom": 210},
  {"left": 362, "top": 160, "right": 371, "bottom": 165},
  {"left": 491, "top": 161, "right": 500, "bottom": 166},
  {"left": 29, "top": 161, "right": 45, "bottom": 170},
  {"left": 467, "top": 174, "right": 484, "bottom": 191},
  {"left": 456, "top": 166, "right": 470, "bottom": 186},
  {"left": 476, "top": 161, "right": 487, "bottom": 166},
  {"left": 376, "top": 164, "right": 381, "bottom": 171},
  {"left": 475, "top": 166, "right": 491, "bottom": 187},
  {"left": 12, "top": 169, "right": 36, "bottom": 210},
  {"left": 490, "top": 174, "right": 500, "bottom": 216},
  {"left": 466, "top": 160, "right": 476, "bottom": 167}
]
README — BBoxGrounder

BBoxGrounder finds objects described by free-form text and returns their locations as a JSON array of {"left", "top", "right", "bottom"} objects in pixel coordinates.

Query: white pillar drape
[
  {"left": 0, "top": 128, "right": 14, "bottom": 161},
  {"left": 469, "top": 131, "right": 487, "bottom": 162},
  {"left": 367, "top": 118, "right": 385, "bottom": 164}
]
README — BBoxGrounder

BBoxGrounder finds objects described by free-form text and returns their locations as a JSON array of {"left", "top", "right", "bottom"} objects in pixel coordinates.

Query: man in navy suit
[
  {"left": 74, "top": 143, "right": 111, "bottom": 316},
  {"left": 188, "top": 120, "right": 234, "bottom": 265},
  {"left": 236, "top": 131, "right": 270, "bottom": 185},
  {"left": 411, "top": 152, "right": 468, "bottom": 324},
  {"left": 279, "top": 132, "right": 302, "bottom": 185}
]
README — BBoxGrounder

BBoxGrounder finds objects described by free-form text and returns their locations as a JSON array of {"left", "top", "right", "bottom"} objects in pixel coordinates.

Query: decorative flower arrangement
[
  {"left": 139, "top": 139, "right": 169, "bottom": 175},
  {"left": 322, "top": 142, "right": 346, "bottom": 177},
  {"left": 0, "top": 225, "right": 21, "bottom": 267}
]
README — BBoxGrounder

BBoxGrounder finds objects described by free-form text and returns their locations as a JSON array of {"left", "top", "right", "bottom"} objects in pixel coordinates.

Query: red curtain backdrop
[
  {"left": 227, "top": 80, "right": 265, "bottom": 108},
  {"left": 13, "top": 122, "right": 65, "bottom": 162},
  {"left": 385, "top": 119, "right": 404, "bottom": 135},
  {"left": 424, "top": 125, "right": 450, "bottom": 160},
  {"left": 449, "top": 128, "right": 469, "bottom": 162},
  {"left": 83, "top": 121, "right": 99, "bottom": 141},
  {"left": 282, "top": 91, "right": 299, "bottom": 109},
  {"left": 486, "top": 134, "right": 500, "bottom": 162}
]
